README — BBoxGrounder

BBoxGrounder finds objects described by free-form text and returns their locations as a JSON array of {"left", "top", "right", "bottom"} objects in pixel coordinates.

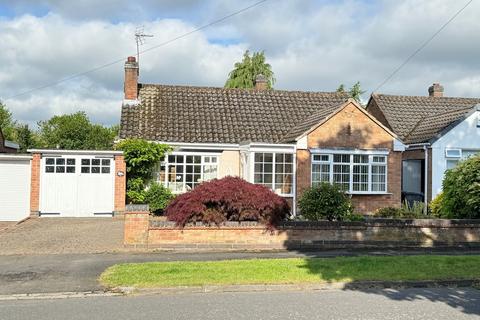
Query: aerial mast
[{"left": 134, "top": 26, "right": 153, "bottom": 64}]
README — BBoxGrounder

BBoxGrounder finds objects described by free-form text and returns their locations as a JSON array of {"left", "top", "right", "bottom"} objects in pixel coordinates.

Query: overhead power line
[
  {"left": 4, "top": 0, "right": 268, "bottom": 100},
  {"left": 372, "top": 0, "right": 474, "bottom": 93}
]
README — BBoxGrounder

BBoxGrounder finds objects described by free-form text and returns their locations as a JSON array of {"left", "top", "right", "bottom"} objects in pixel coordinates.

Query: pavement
[
  {"left": 0, "top": 218, "right": 125, "bottom": 255},
  {"left": 2, "top": 250, "right": 480, "bottom": 296},
  {"left": 1, "top": 288, "right": 480, "bottom": 319}
]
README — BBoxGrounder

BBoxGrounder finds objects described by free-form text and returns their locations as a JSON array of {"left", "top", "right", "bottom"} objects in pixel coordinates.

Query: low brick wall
[{"left": 124, "top": 209, "right": 480, "bottom": 251}]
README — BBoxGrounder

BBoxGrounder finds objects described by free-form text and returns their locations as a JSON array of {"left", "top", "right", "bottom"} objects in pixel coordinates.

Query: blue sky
[{"left": 0, "top": 0, "right": 478, "bottom": 127}]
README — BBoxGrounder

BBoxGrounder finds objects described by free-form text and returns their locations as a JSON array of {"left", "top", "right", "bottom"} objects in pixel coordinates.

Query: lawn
[{"left": 100, "top": 255, "right": 480, "bottom": 288}]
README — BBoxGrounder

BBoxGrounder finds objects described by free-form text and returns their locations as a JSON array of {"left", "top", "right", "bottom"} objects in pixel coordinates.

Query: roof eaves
[{"left": 428, "top": 105, "right": 478, "bottom": 145}]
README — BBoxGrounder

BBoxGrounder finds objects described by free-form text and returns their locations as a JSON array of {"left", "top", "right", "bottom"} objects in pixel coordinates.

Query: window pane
[
  {"left": 92, "top": 159, "right": 100, "bottom": 166},
  {"left": 45, "top": 166, "right": 54, "bottom": 173},
  {"left": 284, "top": 163, "right": 292, "bottom": 174},
  {"left": 168, "top": 155, "right": 176, "bottom": 163},
  {"left": 46, "top": 158, "right": 54, "bottom": 165},
  {"left": 373, "top": 156, "right": 386, "bottom": 163},
  {"left": 333, "top": 164, "right": 350, "bottom": 191},
  {"left": 353, "top": 165, "right": 369, "bottom": 191},
  {"left": 81, "top": 159, "right": 90, "bottom": 165},
  {"left": 67, "top": 159, "right": 75, "bottom": 165},
  {"left": 254, "top": 173, "right": 262, "bottom": 183},
  {"left": 353, "top": 155, "right": 368, "bottom": 163},
  {"left": 194, "top": 165, "right": 201, "bottom": 173},
  {"left": 254, "top": 153, "right": 263, "bottom": 162},
  {"left": 372, "top": 165, "right": 386, "bottom": 192},
  {"left": 254, "top": 163, "right": 262, "bottom": 173},
  {"left": 333, "top": 154, "right": 350, "bottom": 163},
  {"left": 101, "top": 159, "right": 110, "bottom": 166},
  {"left": 67, "top": 166, "right": 75, "bottom": 173},
  {"left": 264, "top": 163, "right": 273, "bottom": 173},
  {"left": 275, "top": 153, "right": 284, "bottom": 162},
  {"left": 284, "top": 154, "right": 293, "bottom": 163},
  {"left": 91, "top": 167, "right": 100, "bottom": 174},
  {"left": 264, "top": 174, "right": 272, "bottom": 184},
  {"left": 101, "top": 167, "right": 110, "bottom": 174},
  {"left": 264, "top": 153, "right": 273, "bottom": 163},
  {"left": 81, "top": 167, "right": 90, "bottom": 173},
  {"left": 56, "top": 166, "right": 65, "bottom": 173},
  {"left": 56, "top": 158, "right": 65, "bottom": 165}
]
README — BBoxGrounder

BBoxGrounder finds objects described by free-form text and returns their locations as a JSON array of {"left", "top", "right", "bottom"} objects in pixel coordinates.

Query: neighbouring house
[
  {"left": 119, "top": 57, "right": 405, "bottom": 214},
  {"left": 366, "top": 83, "right": 480, "bottom": 206},
  {"left": 0, "top": 127, "right": 19, "bottom": 153}
]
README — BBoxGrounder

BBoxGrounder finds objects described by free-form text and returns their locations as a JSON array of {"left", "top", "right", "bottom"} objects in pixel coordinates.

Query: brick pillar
[
  {"left": 30, "top": 153, "right": 41, "bottom": 217},
  {"left": 114, "top": 155, "right": 126, "bottom": 216},
  {"left": 124, "top": 205, "right": 149, "bottom": 246},
  {"left": 296, "top": 149, "right": 311, "bottom": 202}
]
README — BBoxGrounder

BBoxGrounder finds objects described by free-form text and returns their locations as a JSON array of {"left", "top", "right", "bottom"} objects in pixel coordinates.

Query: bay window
[
  {"left": 158, "top": 154, "right": 219, "bottom": 193},
  {"left": 312, "top": 153, "right": 387, "bottom": 193},
  {"left": 254, "top": 152, "right": 294, "bottom": 195}
]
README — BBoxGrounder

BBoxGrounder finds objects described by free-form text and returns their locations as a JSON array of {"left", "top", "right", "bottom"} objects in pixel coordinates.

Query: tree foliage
[
  {"left": 115, "top": 139, "right": 171, "bottom": 205},
  {"left": 0, "top": 102, "right": 16, "bottom": 141},
  {"left": 165, "top": 176, "right": 289, "bottom": 228},
  {"left": 225, "top": 50, "right": 275, "bottom": 89},
  {"left": 336, "top": 81, "right": 366, "bottom": 104},
  {"left": 37, "top": 112, "right": 117, "bottom": 150},
  {"left": 441, "top": 155, "right": 480, "bottom": 218}
]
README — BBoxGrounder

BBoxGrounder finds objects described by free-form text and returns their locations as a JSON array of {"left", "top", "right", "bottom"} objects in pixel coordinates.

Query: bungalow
[
  {"left": 0, "top": 127, "right": 19, "bottom": 153},
  {"left": 366, "top": 83, "right": 480, "bottom": 207},
  {"left": 119, "top": 57, "right": 405, "bottom": 214}
]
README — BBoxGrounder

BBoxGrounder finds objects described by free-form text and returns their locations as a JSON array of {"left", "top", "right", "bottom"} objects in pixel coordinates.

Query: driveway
[{"left": 0, "top": 218, "right": 125, "bottom": 255}]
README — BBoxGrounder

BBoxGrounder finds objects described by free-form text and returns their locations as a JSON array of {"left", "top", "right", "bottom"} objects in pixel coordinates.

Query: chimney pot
[
  {"left": 428, "top": 83, "right": 444, "bottom": 97},
  {"left": 254, "top": 74, "right": 268, "bottom": 90},
  {"left": 124, "top": 57, "right": 139, "bottom": 100}
]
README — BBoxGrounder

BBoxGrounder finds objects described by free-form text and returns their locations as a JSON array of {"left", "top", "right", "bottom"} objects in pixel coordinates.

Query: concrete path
[
  {"left": 1, "top": 288, "right": 480, "bottom": 319},
  {"left": 0, "top": 218, "right": 124, "bottom": 255},
  {"left": 2, "top": 250, "right": 480, "bottom": 295}
]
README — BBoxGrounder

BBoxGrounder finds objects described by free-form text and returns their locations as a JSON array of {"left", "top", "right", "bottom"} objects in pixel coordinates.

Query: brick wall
[
  {"left": 30, "top": 153, "right": 41, "bottom": 216},
  {"left": 296, "top": 102, "right": 402, "bottom": 213},
  {"left": 114, "top": 155, "right": 126, "bottom": 214},
  {"left": 124, "top": 211, "right": 480, "bottom": 250}
]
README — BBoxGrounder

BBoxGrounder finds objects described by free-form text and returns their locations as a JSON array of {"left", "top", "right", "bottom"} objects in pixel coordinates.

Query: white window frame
[
  {"left": 251, "top": 151, "right": 295, "bottom": 197},
  {"left": 159, "top": 152, "right": 220, "bottom": 194},
  {"left": 311, "top": 152, "right": 388, "bottom": 194}
]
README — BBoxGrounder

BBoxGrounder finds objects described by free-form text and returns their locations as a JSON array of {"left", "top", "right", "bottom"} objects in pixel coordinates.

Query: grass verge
[{"left": 100, "top": 255, "right": 480, "bottom": 288}]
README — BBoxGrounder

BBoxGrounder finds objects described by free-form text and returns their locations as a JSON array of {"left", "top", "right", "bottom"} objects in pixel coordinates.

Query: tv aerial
[{"left": 135, "top": 26, "right": 153, "bottom": 64}]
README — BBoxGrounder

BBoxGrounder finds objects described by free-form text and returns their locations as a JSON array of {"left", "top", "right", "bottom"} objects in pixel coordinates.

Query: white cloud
[{"left": 1, "top": 0, "right": 480, "bottom": 126}]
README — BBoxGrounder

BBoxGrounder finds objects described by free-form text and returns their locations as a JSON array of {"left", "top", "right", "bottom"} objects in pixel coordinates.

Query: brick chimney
[
  {"left": 124, "top": 56, "right": 139, "bottom": 100},
  {"left": 428, "top": 83, "right": 444, "bottom": 97},
  {"left": 254, "top": 74, "right": 268, "bottom": 90}
]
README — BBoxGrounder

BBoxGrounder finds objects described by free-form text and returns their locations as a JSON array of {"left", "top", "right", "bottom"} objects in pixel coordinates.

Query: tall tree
[
  {"left": 225, "top": 50, "right": 275, "bottom": 89},
  {"left": 0, "top": 102, "right": 16, "bottom": 140},
  {"left": 14, "top": 124, "right": 40, "bottom": 152},
  {"left": 336, "top": 82, "right": 365, "bottom": 104},
  {"left": 37, "top": 112, "right": 117, "bottom": 150}
]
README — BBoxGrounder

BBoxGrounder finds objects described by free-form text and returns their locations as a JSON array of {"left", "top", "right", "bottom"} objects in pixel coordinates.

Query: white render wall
[{"left": 431, "top": 110, "right": 480, "bottom": 198}]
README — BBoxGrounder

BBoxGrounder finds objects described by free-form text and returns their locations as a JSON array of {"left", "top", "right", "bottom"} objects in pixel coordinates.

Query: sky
[{"left": 0, "top": 0, "right": 479, "bottom": 127}]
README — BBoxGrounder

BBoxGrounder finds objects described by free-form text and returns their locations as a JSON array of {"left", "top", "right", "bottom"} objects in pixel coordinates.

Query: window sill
[{"left": 347, "top": 192, "right": 392, "bottom": 196}]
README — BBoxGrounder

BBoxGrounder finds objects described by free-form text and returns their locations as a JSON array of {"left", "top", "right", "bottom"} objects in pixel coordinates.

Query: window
[
  {"left": 254, "top": 152, "right": 293, "bottom": 195},
  {"left": 80, "top": 158, "right": 111, "bottom": 174},
  {"left": 312, "top": 153, "right": 387, "bottom": 193},
  {"left": 45, "top": 158, "right": 75, "bottom": 173},
  {"left": 162, "top": 154, "right": 219, "bottom": 193},
  {"left": 445, "top": 149, "right": 479, "bottom": 170}
]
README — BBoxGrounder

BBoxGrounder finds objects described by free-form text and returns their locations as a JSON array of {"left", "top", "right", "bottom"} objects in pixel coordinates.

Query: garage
[
  {"left": 31, "top": 149, "right": 125, "bottom": 217},
  {"left": 0, "top": 155, "right": 32, "bottom": 221}
]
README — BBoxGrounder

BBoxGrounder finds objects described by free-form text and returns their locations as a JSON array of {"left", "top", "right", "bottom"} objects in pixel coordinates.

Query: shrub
[
  {"left": 429, "top": 193, "right": 446, "bottom": 218},
  {"left": 442, "top": 155, "right": 480, "bottom": 218},
  {"left": 144, "top": 182, "right": 175, "bottom": 215},
  {"left": 165, "top": 176, "right": 290, "bottom": 228},
  {"left": 126, "top": 177, "right": 146, "bottom": 204},
  {"left": 375, "top": 201, "right": 427, "bottom": 219},
  {"left": 374, "top": 207, "right": 403, "bottom": 218},
  {"left": 298, "top": 183, "right": 353, "bottom": 221}
]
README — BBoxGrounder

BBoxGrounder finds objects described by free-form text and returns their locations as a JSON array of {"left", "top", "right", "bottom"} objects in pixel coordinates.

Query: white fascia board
[
  {"left": 27, "top": 149, "right": 123, "bottom": 156},
  {"left": 296, "top": 136, "right": 308, "bottom": 150},
  {"left": 0, "top": 154, "right": 32, "bottom": 161},
  {"left": 310, "top": 148, "right": 389, "bottom": 155},
  {"left": 240, "top": 142, "right": 296, "bottom": 153}
]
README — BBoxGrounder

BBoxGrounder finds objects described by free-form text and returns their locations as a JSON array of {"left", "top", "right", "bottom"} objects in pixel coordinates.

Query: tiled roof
[
  {"left": 370, "top": 94, "right": 480, "bottom": 144},
  {"left": 120, "top": 84, "right": 349, "bottom": 144}
]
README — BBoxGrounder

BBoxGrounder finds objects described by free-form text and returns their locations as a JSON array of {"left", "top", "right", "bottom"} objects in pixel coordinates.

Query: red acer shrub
[{"left": 165, "top": 176, "right": 290, "bottom": 228}]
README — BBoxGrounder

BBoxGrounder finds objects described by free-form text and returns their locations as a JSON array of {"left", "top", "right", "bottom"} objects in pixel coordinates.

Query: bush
[
  {"left": 375, "top": 201, "right": 427, "bottom": 219},
  {"left": 429, "top": 193, "right": 446, "bottom": 218},
  {"left": 442, "top": 155, "right": 480, "bottom": 218},
  {"left": 126, "top": 177, "right": 146, "bottom": 204},
  {"left": 165, "top": 176, "right": 290, "bottom": 228},
  {"left": 298, "top": 183, "right": 353, "bottom": 221},
  {"left": 145, "top": 182, "right": 175, "bottom": 215}
]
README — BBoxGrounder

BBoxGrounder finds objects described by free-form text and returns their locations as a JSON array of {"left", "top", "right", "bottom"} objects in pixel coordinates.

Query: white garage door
[
  {"left": 0, "top": 157, "right": 31, "bottom": 221},
  {"left": 39, "top": 155, "right": 115, "bottom": 217}
]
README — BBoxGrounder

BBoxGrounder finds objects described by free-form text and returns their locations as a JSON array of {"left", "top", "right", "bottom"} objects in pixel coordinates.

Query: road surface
[{"left": 1, "top": 288, "right": 480, "bottom": 319}]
